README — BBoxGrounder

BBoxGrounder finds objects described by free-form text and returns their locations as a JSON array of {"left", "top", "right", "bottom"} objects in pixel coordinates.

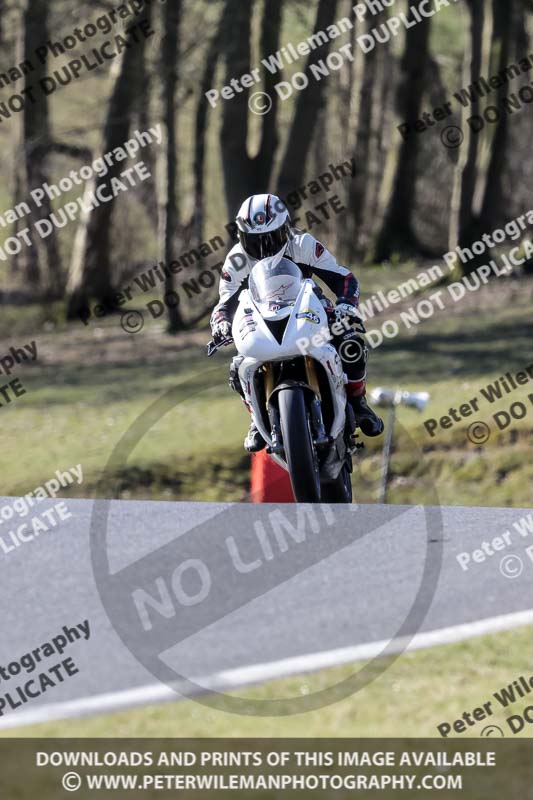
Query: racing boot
[
  {"left": 347, "top": 379, "right": 384, "bottom": 437},
  {"left": 229, "top": 359, "right": 266, "bottom": 452},
  {"left": 244, "top": 419, "right": 266, "bottom": 453}
]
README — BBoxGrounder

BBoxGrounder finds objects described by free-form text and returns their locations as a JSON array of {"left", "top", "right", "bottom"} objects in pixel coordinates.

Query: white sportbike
[{"left": 208, "top": 255, "right": 360, "bottom": 503}]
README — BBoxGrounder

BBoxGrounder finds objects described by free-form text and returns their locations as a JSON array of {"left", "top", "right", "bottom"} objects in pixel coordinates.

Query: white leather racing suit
[
  {"left": 211, "top": 230, "right": 360, "bottom": 327},
  {"left": 211, "top": 230, "right": 369, "bottom": 393}
]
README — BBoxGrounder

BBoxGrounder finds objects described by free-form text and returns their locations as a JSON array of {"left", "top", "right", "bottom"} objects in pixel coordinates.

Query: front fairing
[
  {"left": 233, "top": 281, "right": 330, "bottom": 360},
  {"left": 233, "top": 282, "right": 347, "bottom": 444}
]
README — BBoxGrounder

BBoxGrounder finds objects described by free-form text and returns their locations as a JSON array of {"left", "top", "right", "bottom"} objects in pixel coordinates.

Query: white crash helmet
[{"left": 236, "top": 194, "right": 291, "bottom": 260}]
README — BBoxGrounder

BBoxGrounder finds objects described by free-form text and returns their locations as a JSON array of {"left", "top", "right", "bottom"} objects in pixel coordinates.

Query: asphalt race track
[{"left": 1, "top": 498, "right": 532, "bottom": 729}]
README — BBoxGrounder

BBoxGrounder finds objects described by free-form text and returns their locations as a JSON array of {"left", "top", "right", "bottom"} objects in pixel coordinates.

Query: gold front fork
[
  {"left": 305, "top": 357, "right": 321, "bottom": 399},
  {"left": 264, "top": 359, "right": 321, "bottom": 402},
  {"left": 263, "top": 363, "right": 275, "bottom": 407}
]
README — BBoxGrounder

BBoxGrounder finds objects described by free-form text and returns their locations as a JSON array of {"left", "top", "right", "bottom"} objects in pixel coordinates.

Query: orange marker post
[{"left": 250, "top": 450, "right": 294, "bottom": 503}]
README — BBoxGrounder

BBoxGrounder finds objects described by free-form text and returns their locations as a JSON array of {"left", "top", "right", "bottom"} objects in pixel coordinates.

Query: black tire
[
  {"left": 321, "top": 463, "right": 353, "bottom": 504},
  {"left": 278, "top": 388, "right": 321, "bottom": 502}
]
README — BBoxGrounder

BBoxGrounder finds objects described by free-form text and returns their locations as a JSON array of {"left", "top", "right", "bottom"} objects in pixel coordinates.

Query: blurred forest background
[
  {"left": 0, "top": 0, "right": 531, "bottom": 506},
  {"left": 2, "top": 0, "right": 532, "bottom": 742}
]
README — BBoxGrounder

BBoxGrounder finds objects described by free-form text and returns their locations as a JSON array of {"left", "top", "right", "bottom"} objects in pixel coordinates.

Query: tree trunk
[
  {"left": 135, "top": 34, "right": 158, "bottom": 229},
  {"left": 479, "top": 0, "right": 516, "bottom": 229},
  {"left": 448, "top": 0, "right": 489, "bottom": 273},
  {"left": 220, "top": 0, "right": 255, "bottom": 215},
  {"left": 66, "top": 8, "right": 153, "bottom": 319},
  {"left": 338, "top": 0, "right": 358, "bottom": 158},
  {"left": 15, "top": 0, "right": 62, "bottom": 295},
  {"left": 459, "top": 0, "right": 485, "bottom": 235},
  {"left": 373, "top": 11, "right": 432, "bottom": 262},
  {"left": 252, "top": 0, "right": 283, "bottom": 188},
  {"left": 157, "top": 0, "right": 185, "bottom": 332},
  {"left": 277, "top": 0, "right": 340, "bottom": 198},
  {"left": 189, "top": 31, "right": 221, "bottom": 246},
  {"left": 220, "top": 0, "right": 285, "bottom": 216},
  {"left": 365, "top": 33, "right": 394, "bottom": 251},
  {"left": 516, "top": 0, "right": 533, "bottom": 275},
  {"left": 341, "top": 11, "right": 387, "bottom": 261},
  {"left": 188, "top": 1, "right": 234, "bottom": 246}
]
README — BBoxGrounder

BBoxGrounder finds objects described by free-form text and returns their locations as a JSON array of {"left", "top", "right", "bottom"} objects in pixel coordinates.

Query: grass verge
[{"left": 7, "top": 626, "right": 533, "bottom": 738}]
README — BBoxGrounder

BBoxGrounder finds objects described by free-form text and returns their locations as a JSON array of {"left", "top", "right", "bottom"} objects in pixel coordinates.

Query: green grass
[
  {"left": 1, "top": 276, "right": 531, "bottom": 508},
  {"left": 1, "top": 275, "right": 530, "bottom": 743},
  {"left": 0, "top": 0, "right": 525, "bottom": 747},
  {"left": 9, "top": 625, "right": 533, "bottom": 738},
  {"left": 0, "top": 327, "right": 250, "bottom": 502}
]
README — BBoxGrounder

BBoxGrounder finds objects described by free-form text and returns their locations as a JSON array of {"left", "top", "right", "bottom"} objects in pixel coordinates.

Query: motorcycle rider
[{"left": 211, "top": 193, "right": 384, "bottom": 452}]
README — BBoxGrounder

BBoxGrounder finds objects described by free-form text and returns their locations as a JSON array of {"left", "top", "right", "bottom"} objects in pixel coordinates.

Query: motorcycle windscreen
[{"left": 248, "top": 257, "right": 303, "bottom": 319}]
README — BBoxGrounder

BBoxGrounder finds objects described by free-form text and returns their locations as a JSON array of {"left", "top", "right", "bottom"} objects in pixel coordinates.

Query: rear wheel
[
  {"left": 321, "top": 463, "right": 353, "bottom": 503},
  {"left": 278, "top": 388, "right": 321, "bottom": 502}
]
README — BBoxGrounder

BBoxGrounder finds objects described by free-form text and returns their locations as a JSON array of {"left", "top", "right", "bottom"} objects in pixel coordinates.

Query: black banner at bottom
[{"left": 0, "top": 739, "right": 530, "bottom": 798}]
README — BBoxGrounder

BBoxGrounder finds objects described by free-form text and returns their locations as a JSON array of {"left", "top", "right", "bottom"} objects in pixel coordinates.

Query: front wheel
[
  {"left": 321, "top": 463, "right": 353, "bottom": 504},
  {"left": 278, "top": 388, "right": 321, "bottom": 502}
]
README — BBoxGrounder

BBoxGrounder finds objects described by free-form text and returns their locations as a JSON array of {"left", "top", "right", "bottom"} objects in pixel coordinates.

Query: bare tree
[
  {"left": 135, "top": 34, "right": 158, "bottom": 229},
  {"left": 157, "top": 0, "right": 185, "bottom": 332},
  {"left": 220, "top": 0, "right": 284, "bottom": 216},
  {"left": 220, "top": 0, "right": 255, "bottom": 214},
  {"left": 14, "top": 0, "right": 62, "bottom": 294},
  {"left": 277, "top": 0, "right": 340, "bottom": 198},
  {"left": 374, "top": 12, "right": 432, "bottom": 262},
  {"left": 365, "top": 30, "right": 395, "bottom": 250},
  {"left": 479, "top": 0, "right": 518, "bottom": 229},
  {"left": 447, "top": 0, "right": 489, "bottom": 272},
  {"left": 337, "top": 0, "right": 358, "bottom": 158},
  {"left": 254, "top": 0, "right": 283, "bottom": 188},
  {"left": 66, "top": 8, "right": 153, "bottom": 318},
  {"left": 340, "top": 10, "right": 388, "bottom": 261},
  {"left": 187, "top": 3, "right": 232, "bottom": 246}
]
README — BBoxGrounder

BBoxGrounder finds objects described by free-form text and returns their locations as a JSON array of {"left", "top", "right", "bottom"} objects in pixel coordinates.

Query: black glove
[
  {"left": 212, "top": 319, "right": 233, "bottom": 344},
  {"left": 334, "top": 299, "right": 366, "bottom": 333}
]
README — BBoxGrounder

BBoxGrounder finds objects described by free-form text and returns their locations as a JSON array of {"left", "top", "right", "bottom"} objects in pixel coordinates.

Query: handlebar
[{"left": 206, "top": 338, "right": 233, "bottom": 357}]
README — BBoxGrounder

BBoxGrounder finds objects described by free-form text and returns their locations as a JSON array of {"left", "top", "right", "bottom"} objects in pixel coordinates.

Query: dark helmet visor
[{"left": 239, "top": 223, "right": 290, "bottom": 260}]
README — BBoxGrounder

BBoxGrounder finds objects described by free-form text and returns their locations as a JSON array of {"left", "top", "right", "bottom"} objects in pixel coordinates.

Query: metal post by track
[{"left": 370, "top": 387, "right": 430, "bottom": 505}]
